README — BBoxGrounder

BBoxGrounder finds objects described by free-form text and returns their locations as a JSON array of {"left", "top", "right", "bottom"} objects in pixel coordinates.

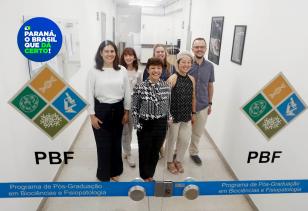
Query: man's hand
[{"left": 208, "top": 105, "right": 212, "bottom": 115}]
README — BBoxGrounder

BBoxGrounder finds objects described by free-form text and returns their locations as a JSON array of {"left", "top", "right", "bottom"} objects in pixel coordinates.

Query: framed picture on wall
[
  {"left": 208, "top": 16, "right": 224, "bottom": 65},
  {"left": 231, "top": 25, "right": 247, "bottom": 65}
]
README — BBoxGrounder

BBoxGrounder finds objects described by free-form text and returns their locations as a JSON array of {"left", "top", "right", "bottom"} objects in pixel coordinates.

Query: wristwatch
[
  {"left": 209, "top": 102, "right": 212, "bottom": 105},
  {"left": 192, "top": 112, "right": 197, "bottom": 115}
]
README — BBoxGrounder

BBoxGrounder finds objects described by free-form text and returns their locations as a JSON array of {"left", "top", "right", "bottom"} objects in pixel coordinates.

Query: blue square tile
[
  {"left": 52, "top": 87, "right": 87, "bottom": 121},
  {"left": 277, "top": 93, "right": 306, "bottom": 123}
]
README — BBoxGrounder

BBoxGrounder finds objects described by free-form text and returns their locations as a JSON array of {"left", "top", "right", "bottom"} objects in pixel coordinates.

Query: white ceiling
[{"left": 115, "top": 0, "right": 175, "bottom": 7}]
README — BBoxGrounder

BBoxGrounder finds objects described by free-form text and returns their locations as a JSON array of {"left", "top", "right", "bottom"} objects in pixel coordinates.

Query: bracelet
[
  {"left": 208, "top": 102, "right": 212, "bottom": 105},
  {"left": 192, "top": 112, "right": 197, "bottom": 115}
]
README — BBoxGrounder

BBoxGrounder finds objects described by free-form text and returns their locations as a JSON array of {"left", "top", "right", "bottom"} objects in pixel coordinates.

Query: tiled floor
[{"left": 40, "top": 119, "right": 256, "bottom": 211}]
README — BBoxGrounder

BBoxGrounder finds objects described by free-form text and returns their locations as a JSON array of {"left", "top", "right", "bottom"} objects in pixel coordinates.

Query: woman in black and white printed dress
[{"left": 132, "top": 57, "right": 171, "bottom": 181}]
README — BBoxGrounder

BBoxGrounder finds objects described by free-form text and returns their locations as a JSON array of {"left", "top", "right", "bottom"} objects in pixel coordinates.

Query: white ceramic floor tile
[{"left": 40, "top": 119, "right": 256, "bottom": 211}]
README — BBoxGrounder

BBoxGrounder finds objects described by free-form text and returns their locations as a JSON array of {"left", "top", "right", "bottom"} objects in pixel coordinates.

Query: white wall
[
  {"left": 116, "top": 5, "right": 142, "bottom": 57},
  {"left": 139, "top": 0, "right": 189, "bottom": 63},
  {"left": 190, "top": 0, "right": 308, "bottom": 210},
  {"left": 140, "top": 1, "right": 188, "bottom": 46},
  {"left": 164, "top": 0, "right": 191, "bottom": 50},
  {"left": 116, "top": 5, "right": 141, "bottom": 44},
  {"left": 141, "top": 14, "right": 169, "bottom": 44},
  {"left": 0, "top": 0, "right": 116, "bottom": 210}
]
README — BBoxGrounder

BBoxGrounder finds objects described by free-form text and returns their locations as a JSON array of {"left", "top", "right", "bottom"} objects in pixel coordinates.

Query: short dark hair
[
  {"left": 95, "top": 40, "right": 120, "bottom": 71},
  {"left": 120, "top": 47, "right": 138, "bottom": 71},
  {"left": 192, "top": 37, "right": 207, "bottom": 46},
  {"left": 146, "top": 57, "right": 163, "bottom": 70}
]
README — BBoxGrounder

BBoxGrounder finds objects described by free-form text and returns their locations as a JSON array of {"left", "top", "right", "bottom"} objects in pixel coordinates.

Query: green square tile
[
  {"left": 33, "top": 106, "right": 68, "bottom": 138},
  {"left": 257, "top": 110, "right": 286, "bottom": 139},
  {"left": 243, "top": 93, "right": 273, "bottom": 123},
  {"left": 10, "top": 86, "right": 47, "bottom": 119}
]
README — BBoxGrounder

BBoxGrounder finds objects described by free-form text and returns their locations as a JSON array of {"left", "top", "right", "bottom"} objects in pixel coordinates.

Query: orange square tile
[
  {"left": 263, "top": 74, "right": 293, "bottom": 106},
  {"left": 30, "top": 67, "right": 66, "bottom": 101}
]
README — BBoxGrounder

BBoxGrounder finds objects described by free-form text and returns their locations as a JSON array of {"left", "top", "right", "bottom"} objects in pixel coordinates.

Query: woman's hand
[
  {"left": 191, "top": 114, "right": 196, "bottom": 125},
  {"left": 168, "top": 117, "right": 173, "bottom": 126},
  {"left": 122, "top": 111, "right": 129, "bottom": 124},
  {"left": 90, "top": 115, "right": 103, "bottom": 129}
]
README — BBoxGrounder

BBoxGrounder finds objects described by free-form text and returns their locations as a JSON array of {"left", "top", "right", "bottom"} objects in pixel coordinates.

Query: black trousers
[
  {"left": 92, "top": 99, "right": 124, "bottom": 181},
  {"left": 137, "top": 117, "right": 167, "bottom": 180}
]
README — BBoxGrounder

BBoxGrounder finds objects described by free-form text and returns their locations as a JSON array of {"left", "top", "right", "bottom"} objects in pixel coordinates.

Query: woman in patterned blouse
[
  {"left": 132, "top": 57, "right": 171, "bottom": 181},
  {"left": 142, "top": 44, "right": 176, "bottom": 159}
]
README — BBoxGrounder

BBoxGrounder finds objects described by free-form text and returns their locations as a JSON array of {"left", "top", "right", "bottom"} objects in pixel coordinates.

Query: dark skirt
[{"left": 137, "top": 117, "right": 167, "bottom": 179}]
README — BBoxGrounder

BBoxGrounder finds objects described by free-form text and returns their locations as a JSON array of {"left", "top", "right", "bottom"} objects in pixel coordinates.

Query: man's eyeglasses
[{"left": 192, "top": 46, "right": 206, "bottom": 49}]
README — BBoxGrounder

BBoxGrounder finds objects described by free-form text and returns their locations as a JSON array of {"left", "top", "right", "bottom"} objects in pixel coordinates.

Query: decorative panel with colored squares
[
  {"left": 9, "top": 65, "right": 88, "bottom": 139},
  {"left": 242, "top": 73, "right": 306, "bottom": 140}
]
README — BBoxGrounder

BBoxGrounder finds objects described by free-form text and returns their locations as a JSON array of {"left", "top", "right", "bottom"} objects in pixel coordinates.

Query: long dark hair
[
  {"left": 120, "top": 47, "right": 138, "bottom": 71},
  {"left": 95, "top": 40, "right": 120, "bottom": 71}
]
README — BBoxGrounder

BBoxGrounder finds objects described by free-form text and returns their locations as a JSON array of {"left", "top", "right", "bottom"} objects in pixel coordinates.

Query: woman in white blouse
[{"left": 87, "top": 40, "right": 131, "bottom": 182}]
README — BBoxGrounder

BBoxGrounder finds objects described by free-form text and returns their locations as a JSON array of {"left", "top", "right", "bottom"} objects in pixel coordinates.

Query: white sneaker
[{"left": 125, "top": 155, "right": 136, "bottom": 168}]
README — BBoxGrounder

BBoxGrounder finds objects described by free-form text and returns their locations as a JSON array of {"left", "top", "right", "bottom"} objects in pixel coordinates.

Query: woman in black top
[{"left": 166, "top": 51, "right": 196, "bottom": 174}]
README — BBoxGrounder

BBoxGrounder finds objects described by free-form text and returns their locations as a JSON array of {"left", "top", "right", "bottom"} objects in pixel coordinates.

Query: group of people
[{"left": 87, "top": 37, "right": 214, "bottom": 182}]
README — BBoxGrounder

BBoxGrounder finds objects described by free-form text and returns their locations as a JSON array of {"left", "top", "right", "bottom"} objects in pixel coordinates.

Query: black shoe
[{"left": 190, "top": 155, "right": 202, "bottom": 166}]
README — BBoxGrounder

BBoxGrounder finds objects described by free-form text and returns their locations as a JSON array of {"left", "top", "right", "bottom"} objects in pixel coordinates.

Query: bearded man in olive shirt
[{"left": 188, "top": 37, "right": 215, "bottom": 166}]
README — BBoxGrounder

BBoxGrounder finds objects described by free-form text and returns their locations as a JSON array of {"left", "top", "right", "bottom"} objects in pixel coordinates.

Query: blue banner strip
[{"left": 1, "top": 180, "right": 308, "bottom": 198}]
